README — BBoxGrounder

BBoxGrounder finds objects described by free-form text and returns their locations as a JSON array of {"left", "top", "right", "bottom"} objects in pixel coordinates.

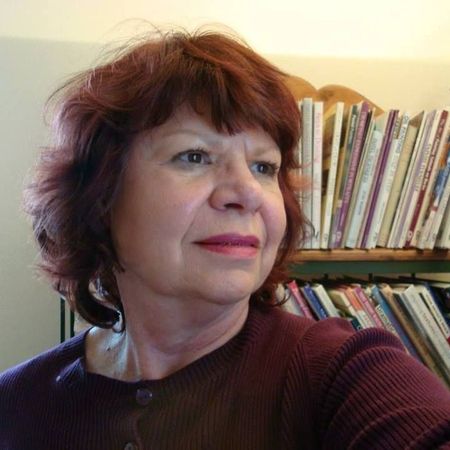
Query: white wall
[
  {"left": 1, "top": 1, "right": 449, "bottom": 371},
  {"left": 1, "top": 0, "right": 450, "bottom": 61},
  {"left": 0, "top": 37, "right": 98, "bottom": 371}
]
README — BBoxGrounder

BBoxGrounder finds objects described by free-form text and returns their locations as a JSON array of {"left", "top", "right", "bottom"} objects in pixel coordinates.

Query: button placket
[
  {"left": 124, "top": 442, "right": 139, "bottom": 450},
  {"left": 135, "top": 387, "right": 153, "bottom": 406}
]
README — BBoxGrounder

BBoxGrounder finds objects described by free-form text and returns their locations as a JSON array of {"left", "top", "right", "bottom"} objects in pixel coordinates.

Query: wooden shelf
[
  {"left": 290, "top": 249, "right": 450, "bottom": 275},
  {"left": 293, "top": 249, "right": 450, "bottom": 262}
]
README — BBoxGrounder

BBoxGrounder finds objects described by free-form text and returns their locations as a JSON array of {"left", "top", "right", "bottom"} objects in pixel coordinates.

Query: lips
[{"left": 196, "top": 234, "right": 260, "bottom": 248}]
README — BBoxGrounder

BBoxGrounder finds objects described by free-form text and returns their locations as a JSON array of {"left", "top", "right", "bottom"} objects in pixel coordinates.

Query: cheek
[{"left": 265, "top": 192, "right": 287, "bottom": 246}]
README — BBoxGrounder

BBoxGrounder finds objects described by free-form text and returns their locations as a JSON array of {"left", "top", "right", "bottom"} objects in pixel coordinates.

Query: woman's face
[{"left": 111, "top": 106, "right": 287, "bottom": 308}]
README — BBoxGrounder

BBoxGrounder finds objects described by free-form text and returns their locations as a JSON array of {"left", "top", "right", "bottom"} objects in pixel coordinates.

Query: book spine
[
  {"left": 419, "top": 130, "right": 450, "bottom": 248},
  {"left": 300, "top": 98, "right": 314, "bottom": 249},
  {"left": 398, "top": 111, "right": 439, "bottom": 247},
  {"left": 388, "top": 112, "right": 428, "bottom": 247},
  {"left": 378, "top": 122, "right": 418, "bottom": 247},
  {"left": 301, "top": 283, "right": 328, "bottom": 320},
  {"left": 370, "top": 286, "right": 420, "bottom": 359},
  {"left": 401, "top": 286, "right": 450, "bottom": 376},
  {"left": 366, "top": 114, "right": 405, "bottom": 248},
  {"left": 287, "top": 280, "right": 314, "bottom": 320},
  {"left": 407, "top": 110, "right": 449, "bottom": 247},
  {"left": 361, "top": 110, "right": 399, "bottom": 247},
  {"left": 335, "top": 102, "right": 370, "bottom": 247},
  {"left": 345, "top": 130, "right": 383, "bottom": 248},
  {"left": 311, "top": 102, "right": 323, "bottom": 249},
  {"left": 330, "top": 105, "right": 358, "bottom": 248},
  {"left": 321, "top": 103, "right": 344, "bottom": 249},
  {"left": 436, "top": 198, "right": 450, "bottom": 248},
  {"left": 353, "top": 285, "right": 384, "bottom": 328},
  {"left": 415, "top": 285, "right": 450, "bottom": 345},
  {"left": 311, "top": 283, "right": 340, "bottom": 318},
  {"left": 390, "top": 289, "right": 447, "bottom": 381}
]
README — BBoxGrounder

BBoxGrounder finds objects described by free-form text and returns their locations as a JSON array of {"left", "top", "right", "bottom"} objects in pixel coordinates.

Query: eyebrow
[{"left": 155, "top": 127, "right": 281, "bottom": 154}]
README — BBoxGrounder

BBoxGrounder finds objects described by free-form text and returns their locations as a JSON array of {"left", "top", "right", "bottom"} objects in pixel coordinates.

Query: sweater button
[
  {"left": 124, "top": 442, "right": 138, "bottom": 450},
  {"left": 136, "top": 388, "right": 153, "bottom": 406}
]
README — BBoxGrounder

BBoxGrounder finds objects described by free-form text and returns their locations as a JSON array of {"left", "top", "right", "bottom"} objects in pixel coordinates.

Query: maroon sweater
[{"left": 1, "top": 305, "right": 450, "bottom": 450}]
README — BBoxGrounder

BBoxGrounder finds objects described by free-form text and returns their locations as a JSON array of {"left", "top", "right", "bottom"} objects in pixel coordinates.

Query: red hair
[{"left": 25, "top": 29, "right": 306, "bottom": 328}]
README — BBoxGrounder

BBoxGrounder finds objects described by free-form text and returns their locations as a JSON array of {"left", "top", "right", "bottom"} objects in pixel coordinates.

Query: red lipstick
[{"left": 196, "top": 234, "right": 260, "bottom": 258}]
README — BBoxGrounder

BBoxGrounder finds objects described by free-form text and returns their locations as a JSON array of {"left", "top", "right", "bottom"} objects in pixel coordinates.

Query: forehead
[{"left": 145, "top": 105, "right": 280, "bottom": 150}]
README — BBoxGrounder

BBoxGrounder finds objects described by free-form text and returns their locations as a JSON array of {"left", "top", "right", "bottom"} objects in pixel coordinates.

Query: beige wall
[{"left": 1, "top": 3, "right": 449, "bottom": 370}]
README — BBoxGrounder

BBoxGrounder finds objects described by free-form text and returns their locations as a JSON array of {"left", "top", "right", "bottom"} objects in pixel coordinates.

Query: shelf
[{"left": 290, "top": 249, "right": 450, "bottom": 275}]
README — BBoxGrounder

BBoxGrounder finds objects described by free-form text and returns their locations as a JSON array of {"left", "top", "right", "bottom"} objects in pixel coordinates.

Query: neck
[{"left": 86, "top": 288, "right": 250, "bottom": 381}]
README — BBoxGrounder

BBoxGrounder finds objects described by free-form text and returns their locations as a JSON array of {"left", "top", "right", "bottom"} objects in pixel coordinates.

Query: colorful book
[
  {"left": 391, "top": 284, "right": 450, "bottom": 380},
  {"left": 334, "top": 102, "right": 371, "bottom": 247},
  {"left": 407, "top": 109, "right": 450, "bottom": 247},
  {"left": 311, "top": 101, "right": 323, "bottom": 249},
  {"left": 378, "top": 118, "right": 419, "bottom": 247},
  {"left": 360, "top": 110, "right": 399, "bottom": 248},
  {"left": 287, "top": 280, "right": 315, "bottom": 320},
  {"left": 330, "top": 104, "right": 359, "bottom": 248},
  {"left": 418, "top": 129, "right": 450, "bottom": 248},
  {"left": 300, "top": 283, "right": 328, "bottom": 320},
  {"left": 300, "top": 98, "right": 314, "bottom": 249},
  {"left": 388, "top": 111, "right": 428, "bottom": 248},
  {"left": 311, "top": 283, "right": 340, "bottom": 318},
  {"left": 369, "top": 284, "right": 421, "bottom": 360},
  {"left": 344, "top": 122, "right": 382, "bottom": 248},
  {"left": 320, "top": 102, "right": 345, "bottom": 249}
]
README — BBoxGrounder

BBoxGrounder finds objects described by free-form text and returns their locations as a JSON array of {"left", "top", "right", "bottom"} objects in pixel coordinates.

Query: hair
[{"left": 24, "top": 27, "right": 307, "bottom": 329}]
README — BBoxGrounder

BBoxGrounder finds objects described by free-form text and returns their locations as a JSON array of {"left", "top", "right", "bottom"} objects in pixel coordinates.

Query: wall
[
  {"left": 0, "top": 37, "right": 97, "bottom": 371},
  {"left": 1, "top": 2, "right": 449, "bottom": 371}
]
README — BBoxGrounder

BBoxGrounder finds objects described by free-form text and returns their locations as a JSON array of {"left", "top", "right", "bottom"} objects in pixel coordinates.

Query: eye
[
  {"left": 175, "top": 149, "right": 211, "bottom": 165},
  {"left": 251, "top": 161, "right": 280, "bottom": 177}
]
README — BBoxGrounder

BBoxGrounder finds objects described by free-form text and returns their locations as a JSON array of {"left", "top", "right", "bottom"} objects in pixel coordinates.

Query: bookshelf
[
  {"left": 291, "top": 249, "right": 450, "bottom": 275},
  {"left": 285, "top": 77, "right": 450, "bottom": 387}
]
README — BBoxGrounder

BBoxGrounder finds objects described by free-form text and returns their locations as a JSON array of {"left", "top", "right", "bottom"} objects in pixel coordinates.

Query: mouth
[
  {"left": 195, "top": 234, "right": 260, "bottom": 258},
  {"left": 196, "top": 234, "right": 260, "bottom": 247}
]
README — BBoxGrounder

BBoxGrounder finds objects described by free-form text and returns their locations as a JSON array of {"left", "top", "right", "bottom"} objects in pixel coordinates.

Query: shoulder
[{"left": 0, "top": 330, "right": 88, "bottom": 402}]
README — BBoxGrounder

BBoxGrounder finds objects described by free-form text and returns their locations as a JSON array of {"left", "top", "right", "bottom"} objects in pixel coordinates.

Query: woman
[{"left": 1, "top": 29, "right": 450, "bottom": 450}]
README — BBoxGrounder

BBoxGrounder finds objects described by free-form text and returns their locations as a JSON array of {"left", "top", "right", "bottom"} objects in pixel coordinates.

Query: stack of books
[
  {"left": 282, "top": 278, "right": 450, "bottom": 387},
  {"left": 297, "top": 99, "right": 450, "bottom": 249}
]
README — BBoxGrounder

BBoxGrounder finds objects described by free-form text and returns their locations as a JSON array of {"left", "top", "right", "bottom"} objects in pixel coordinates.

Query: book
[
  {"left": 418, "top": 130, "right": 450, "bottom": 248},
  {"left": 360, "top": 110, "right": 400, "bottom": 248},
  {"left": 311, "top": 283, "right": 340, "bottom": 318},
  {"left": 378, "top": 117, "right": 419, "bottom": 247},
  {"left": 351, "top": 283, "right": 384, "bottom": 328},
  {"left": 320, "top": 102, "right": 345, "bottom": 249},
  {"left": 327, "top": 287, "right": 365, "bottom": 328},
  {"left": 414, "top": 284, "right": 450, "bottom": 345},
  {"left": 330, "top": 104, "right": 359, "bottom": 248},
  {"left": 300, "top": 98, "right": 314, "bottom": 249},
  {"left": 379, "top": 283, "right": 448, "bottom": 381},
  {"left": 334, "top": 102, "right": 371, "bottom": 247},
  {"left": 369, "top": 284, "right": 422, "bottom": 360},
  {"left": 281, "top": 287, "right": 303, "bottom": 316},
  {"left": 388, "top": 111, "right": 428, "bottom": 248},
  {"left": 300, "top": 283, "right": 328, "bottom": 320},
  {"left": 407, "top": 109, "right": 450, "bottom": 247},
  {"left": 391, "top": 284, "right": 450, "bottom": 380},
  {"left": 436, "top": 194, "right": 450, "bottom": 248},
  {"left": 287, "top": 280, "right": 315, "bottom": 320},
  {"left": 344, "top": 120, "right": 382, "bottom": 248},
  {"left": 311, "top": 101, "right": 323, "bottom": 249},
  {"left": 398, "top": 110, "right": 439, "bottom": 247}
]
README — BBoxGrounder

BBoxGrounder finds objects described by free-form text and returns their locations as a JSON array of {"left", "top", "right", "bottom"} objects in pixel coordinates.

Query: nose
[{"left": 209, "top": 161, "right": 264, "bottom": 213}]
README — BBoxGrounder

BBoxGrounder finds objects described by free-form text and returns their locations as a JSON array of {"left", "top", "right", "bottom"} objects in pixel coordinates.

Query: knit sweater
[{"left": 1, "top": 306, "right": 450, "bottom": 450}]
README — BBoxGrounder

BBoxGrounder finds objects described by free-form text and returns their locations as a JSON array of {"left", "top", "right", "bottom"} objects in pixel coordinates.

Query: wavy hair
[{"left": 24, "top": 28, "right": 306, "bottom": 328}]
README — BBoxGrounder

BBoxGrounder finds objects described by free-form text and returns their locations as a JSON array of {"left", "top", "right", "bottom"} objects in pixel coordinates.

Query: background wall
[{"left": 1, "top": 0, "right": 449, "bottom": 371}]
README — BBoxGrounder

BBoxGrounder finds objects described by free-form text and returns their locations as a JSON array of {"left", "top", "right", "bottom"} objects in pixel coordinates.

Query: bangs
[{"left": 105, "top": 31, "right": 300, "bottom": 160}]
